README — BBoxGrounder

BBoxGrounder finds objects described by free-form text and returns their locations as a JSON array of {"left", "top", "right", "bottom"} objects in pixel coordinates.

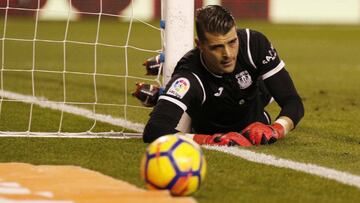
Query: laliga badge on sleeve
[{"left": 166, "top": 78, "right": 190, "bottom": 99}]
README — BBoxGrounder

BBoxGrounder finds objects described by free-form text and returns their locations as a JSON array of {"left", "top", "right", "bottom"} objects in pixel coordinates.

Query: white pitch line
[
  {"left": 1, "top": 90, "right": 360, "bottom": 190},
  {"left": 204, "top": 145, "right": 360, "bottom": 189},
  {"left": 0, "top": 187, "right": 30, "bottom": 195},
  {"left": 0, "top": 198, "right": 74, "bottom": 203},
  {"left": 0, "top": 90, "right": 144, "bottom": 133}
]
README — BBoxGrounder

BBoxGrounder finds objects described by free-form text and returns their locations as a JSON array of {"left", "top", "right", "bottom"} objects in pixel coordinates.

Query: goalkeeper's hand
[
  {"left": 192, "top": 132, "right": 253, "bottom": 147},
  {"left": 132, "top": 83, "right": 163, "bottom": 107},
  {"left": 241, "top": 122, "right": 285, "bottom": 145},
  {"left": 143, "top": 54, "right": 162, "bottom": 75}
]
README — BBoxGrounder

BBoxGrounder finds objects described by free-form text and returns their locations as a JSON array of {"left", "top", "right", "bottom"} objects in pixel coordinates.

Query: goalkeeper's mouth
[
  {"left": 220, "top": 58, "right": 237, "bottom": 73},
  {"left": 221, "top": 60, "right": 234, "bottom": 67}
]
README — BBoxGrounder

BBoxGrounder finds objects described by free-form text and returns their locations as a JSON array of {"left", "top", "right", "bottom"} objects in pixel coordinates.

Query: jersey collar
[{"left": 199, "top": 51, "right": 223, "bottom": 78}]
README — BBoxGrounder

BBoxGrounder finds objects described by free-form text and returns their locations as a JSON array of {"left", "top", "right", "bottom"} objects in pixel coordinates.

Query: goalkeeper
[{"left": 142, "top": 5, "right": 304, "bottom": 146}]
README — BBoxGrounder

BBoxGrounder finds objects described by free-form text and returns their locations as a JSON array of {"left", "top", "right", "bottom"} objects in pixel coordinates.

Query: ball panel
[
  {"left": 146, "top": 156, "right": 176, "bottom": 188},
  {"left": 177, "top": 135, "right": 202, "bottom": 150},
  {"left": 172, "top": 141, "right": 201, "bottom": 172},
  {"left": 146, "top": 135, "right": 179, "bottom": 155},
  {"left": 184, "top": 176, "right": 201, "bottom": 195},
  {"left": 170, "top": 175, "right": 200, "bottom": 196}
]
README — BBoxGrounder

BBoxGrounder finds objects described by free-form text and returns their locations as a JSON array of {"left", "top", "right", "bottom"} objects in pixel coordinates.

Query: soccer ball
[{"left": 140, "top": 134, "right": 206, "bottom": 196}]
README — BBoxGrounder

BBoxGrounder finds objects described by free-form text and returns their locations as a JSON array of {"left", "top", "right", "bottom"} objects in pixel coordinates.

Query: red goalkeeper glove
[
  {"left": 192, "top": 132, "right": 253, "bottom": 147},
  {"left": 241, "top": 122, "right": 285, "bottom": 145}
]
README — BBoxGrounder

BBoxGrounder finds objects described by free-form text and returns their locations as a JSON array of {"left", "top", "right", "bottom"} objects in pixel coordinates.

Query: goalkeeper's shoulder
[
  {"left": 142, "top": 70, "right": 205, "bottom": 143},
  {"left": 161, "top": 71, "right": 205, "bottom": 101}
]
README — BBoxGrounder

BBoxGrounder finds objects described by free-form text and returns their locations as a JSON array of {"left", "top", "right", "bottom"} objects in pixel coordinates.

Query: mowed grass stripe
[
  {"left": 2, "top": 87, "right": 359, "bottom": 193},
  {"left": 205, "top": 145, "right": 360, "bottom": 190},
  {"left": 0, "top": 89, "right": 144, "bottom": 133}
]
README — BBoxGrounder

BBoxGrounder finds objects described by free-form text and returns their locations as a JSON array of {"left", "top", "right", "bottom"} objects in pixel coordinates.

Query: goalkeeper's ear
[
  {"left": 195, "top": 37, "right": 208, "bottom": 53},
  {"left": 195, "top": 37, "right": 201, "bottom": 48}
]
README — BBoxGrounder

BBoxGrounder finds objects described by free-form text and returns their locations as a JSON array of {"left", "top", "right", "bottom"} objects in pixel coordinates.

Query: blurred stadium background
[{"left": 1, "top": 0, "right": 360, "bottom": 202}]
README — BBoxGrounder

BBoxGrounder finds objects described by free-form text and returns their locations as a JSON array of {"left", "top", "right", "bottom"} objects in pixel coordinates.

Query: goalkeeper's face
[{"left": 197, "top": 26, "right": 239, "bottom": 74}]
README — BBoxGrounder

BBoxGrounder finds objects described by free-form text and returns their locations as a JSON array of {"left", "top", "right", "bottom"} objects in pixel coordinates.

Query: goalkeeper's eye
[
  {"left": 209, "top": 44, "right": 223, "bottom": 51},
  {"left": 228, "top": 38, "right": 238, "bottom": 47}
]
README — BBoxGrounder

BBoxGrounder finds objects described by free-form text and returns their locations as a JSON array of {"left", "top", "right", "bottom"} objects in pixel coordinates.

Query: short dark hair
[{"left": 195, "top": 5, "right": 236, "bottom": 42}]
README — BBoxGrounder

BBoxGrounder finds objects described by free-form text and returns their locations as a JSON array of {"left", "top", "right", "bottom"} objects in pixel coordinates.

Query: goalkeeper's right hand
[
  {"left": 132, "top": 82, "right": 163, "bottom": 107},
  {"left": 191, "top": 132, "right": 253, "bottom": 147}
]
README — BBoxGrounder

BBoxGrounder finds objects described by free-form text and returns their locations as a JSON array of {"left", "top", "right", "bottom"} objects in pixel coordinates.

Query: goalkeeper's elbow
[
  {"left": 142, "top": 122, "right": 178, "bottom": 143},
  {"left": 142, "top": 125, "right": 157, "bottom": 143}
]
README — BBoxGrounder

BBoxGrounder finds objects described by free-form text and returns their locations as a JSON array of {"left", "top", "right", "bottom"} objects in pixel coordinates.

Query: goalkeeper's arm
[
  {"left": 142, "top": 99, "right": 182, "bottom": 143},
  {"left": 142, "top": 100, "right": 252, "bottom": 147}
]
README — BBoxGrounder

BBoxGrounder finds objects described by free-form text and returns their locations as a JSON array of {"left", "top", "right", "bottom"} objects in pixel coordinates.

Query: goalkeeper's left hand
[
  {"left": 192, "top": 132, "right": 253, "bottom": 147},
  {"left": 241, "top": 122, "right": 285, "bottom": 145},
  {"left": 143, "top": 54, "right": 162, "bottom": 75},
  {"left": 132, "top": 83, "right": 163, "bottom": 107}
]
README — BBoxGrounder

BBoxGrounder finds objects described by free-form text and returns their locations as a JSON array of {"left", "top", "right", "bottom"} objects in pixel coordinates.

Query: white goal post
[
  {"left": 0, "top": 0, "right": 195, "bottom": 138},
  {"left": 162, "top": 0, "right": 194, "bottom": 85}
]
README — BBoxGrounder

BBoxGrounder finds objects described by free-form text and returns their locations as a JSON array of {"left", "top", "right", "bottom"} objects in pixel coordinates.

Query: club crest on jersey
[
  {"left": 167, "top": 78, "right": 190, "bottom": 99},
  {"left": 235, "top": 70, "right": 252, "bottom": 89}
]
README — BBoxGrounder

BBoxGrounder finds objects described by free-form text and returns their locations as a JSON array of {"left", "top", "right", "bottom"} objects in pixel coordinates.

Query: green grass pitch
[{"left": 1, "top": 17, "right": 360, "bottom": 202}]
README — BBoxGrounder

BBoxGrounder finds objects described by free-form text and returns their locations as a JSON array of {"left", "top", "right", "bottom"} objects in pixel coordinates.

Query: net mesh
[{"left": 0, "top": 0, "right": 162, "bottom": 137}]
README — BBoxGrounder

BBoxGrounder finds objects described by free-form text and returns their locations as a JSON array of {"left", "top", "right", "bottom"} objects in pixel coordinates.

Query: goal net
[{"left": 0, "top": 0, "right": 176, "bottom": 138}]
